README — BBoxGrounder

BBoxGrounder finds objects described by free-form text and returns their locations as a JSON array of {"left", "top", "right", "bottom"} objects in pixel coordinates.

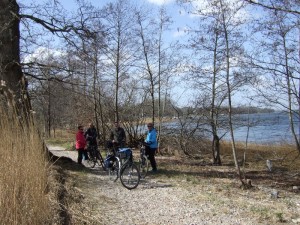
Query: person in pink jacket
[{"left": 76, "top": 125, "right": 88, "bottom": 164}]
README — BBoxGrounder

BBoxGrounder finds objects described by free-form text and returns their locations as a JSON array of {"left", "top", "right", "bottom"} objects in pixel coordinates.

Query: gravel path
[{"left": 48, "top": 146, "right": 300, "bottom": 225}]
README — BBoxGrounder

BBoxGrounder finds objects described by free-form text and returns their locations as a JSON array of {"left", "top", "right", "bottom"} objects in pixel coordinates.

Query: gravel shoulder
[{"left": 48, "top": 145, "right": 300, "bottom": 225}]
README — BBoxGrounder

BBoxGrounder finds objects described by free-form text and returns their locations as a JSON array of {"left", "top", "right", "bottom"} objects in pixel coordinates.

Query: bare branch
[{"left": 244, "top": 0, "right": 300, "bottom": 15}]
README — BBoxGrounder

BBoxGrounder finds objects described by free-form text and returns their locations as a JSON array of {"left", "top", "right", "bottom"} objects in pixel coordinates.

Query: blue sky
[
  {"left": 18, "top": 0, "right": 191, "bottom": 42},
  {"left": 18, "top": 0, "right": 194, "bottom": 106},
  {"left": 17, "top": 0, "right": 262, "bottom": 108}
]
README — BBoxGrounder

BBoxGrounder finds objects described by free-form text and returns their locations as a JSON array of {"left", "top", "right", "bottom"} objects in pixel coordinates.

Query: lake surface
[
  {"left": 223, "top": 112, "right": 299, "bottom": 144},
  {"left": 163, "top": 112, "right": 300, "bottom": 144}
]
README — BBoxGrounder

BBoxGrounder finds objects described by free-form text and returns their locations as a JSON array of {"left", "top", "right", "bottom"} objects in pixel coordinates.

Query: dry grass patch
[
  {"left": 0, "top": 107, "right": 52, "bottom": 224},
  {"left": 44, "top": 128, "right": 76, "bottom": 150},
  {"left": 151, "top": 154, "right": 299, "bottom": 224}
]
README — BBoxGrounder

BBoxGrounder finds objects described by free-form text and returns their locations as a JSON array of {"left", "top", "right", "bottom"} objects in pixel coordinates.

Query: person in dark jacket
[
  {"left": 76, "top": 125, "right": 88, "bottom": 164},
  {"left": 110, "top": 121, "right": 126, "bottom": 148},
  {"left": 84, "top": 123, "right": 98, "bottom": 146}
]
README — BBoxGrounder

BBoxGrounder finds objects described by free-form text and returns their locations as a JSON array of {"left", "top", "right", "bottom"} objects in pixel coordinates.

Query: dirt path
[{"left": 48, "top": 145, "right": 300, "bottom": 225}]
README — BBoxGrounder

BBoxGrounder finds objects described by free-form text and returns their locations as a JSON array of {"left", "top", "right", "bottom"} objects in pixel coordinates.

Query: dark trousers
[
  {"left": 77, "top": 148, "right": 89, "bottom": 164},
  {"left": 145, "top": 146, "right": 157, "bottom": 171}
]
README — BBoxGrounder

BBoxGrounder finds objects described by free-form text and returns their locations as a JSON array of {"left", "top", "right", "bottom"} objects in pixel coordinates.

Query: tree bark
[{"left": 0, "top": 0, "right": 31, "bottom": 116}]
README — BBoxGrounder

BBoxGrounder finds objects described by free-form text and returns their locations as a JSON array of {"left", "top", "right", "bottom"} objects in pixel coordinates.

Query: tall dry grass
[
  {"left": 220, "top": 140, "right": 300, "bottom": 170},
  {"left": 0, "top": 106, "right": 51, "bottom": 225}
]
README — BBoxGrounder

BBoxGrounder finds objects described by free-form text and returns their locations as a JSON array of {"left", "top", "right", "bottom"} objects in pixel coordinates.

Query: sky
[
  {"left": 18, "top": 0, "right": 196, "bottom": 106},
  {"left": 17, "top": 0, "right": 263, "bottom": 108},
  {"left": 93, "top": 0, "right": 189, "bottom": 41},
  {"left": 18, "top": 0, "right": 191, "bottom": 41}
]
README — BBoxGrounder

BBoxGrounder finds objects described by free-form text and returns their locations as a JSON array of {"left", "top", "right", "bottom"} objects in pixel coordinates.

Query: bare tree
[
  {"left": 249, "top": 6, "right": 300, "bottom": 152},
  {"left": 101, "top": 0, "right": 138, "bottom": 122},
  {"left": 218, "top": 0, "right": 248, "bottom": 185},
  {"left": 135, "top": 4, "right": 178, "bottom": 151},
  {"left": 178, "top": 0, "right": 251, "bottom": 185},
  {"left": 19, "top": 0, "right": 112, "bottom": 135},
  {"left": 187, "top": 16, "right": 228, "bottom": 165},
  {"left": 135, "top": 8, "right": 156, "bottom": 124},
  {"left": 178, "top": 0, "right": 252, "bottom": 169},
  {"left": 244, "top": 0, "right": 300, "bottom": 15},
  {"left": 169, "top": 100, "right": 212, "bottom": 156}
]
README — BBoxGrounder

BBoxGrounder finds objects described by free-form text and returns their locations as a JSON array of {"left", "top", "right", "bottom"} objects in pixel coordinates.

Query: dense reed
[{"left": 0, "top": 106, "right": 51, "bottom": 225}]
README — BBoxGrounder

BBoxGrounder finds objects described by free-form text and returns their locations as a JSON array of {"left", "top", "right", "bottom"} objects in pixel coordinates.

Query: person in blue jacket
[{"left": 145, "top": 122, "right": 158, "bottom": 172}]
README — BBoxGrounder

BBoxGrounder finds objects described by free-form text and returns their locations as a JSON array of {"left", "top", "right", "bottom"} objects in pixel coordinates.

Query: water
[
  {"left": 163, "top": 112, "right": 300, "bottom": 144},
  {"left": 224, "top": 112, "right": 299, "bottom": 144}
]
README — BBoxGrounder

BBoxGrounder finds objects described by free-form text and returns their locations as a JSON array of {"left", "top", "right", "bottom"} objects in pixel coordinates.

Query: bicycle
[
  {"left": 104, "top": 149, "right": 120, "bottom": 182},
  {"left": 118, "top": 148, "right": 140, "bottom": 190},
  {"left": 86, "top": 144, "right": 106, "bottom": 171},
  {"left": 104, "top": 143, "right": 140, "bottom": 189},
  {"left": 138, "top": 142, "right": 150, "bottom": 179}
]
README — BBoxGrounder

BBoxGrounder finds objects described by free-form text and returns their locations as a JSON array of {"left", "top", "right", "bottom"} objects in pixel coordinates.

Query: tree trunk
[
  {"left": 283, "top": 37, "right": 300, "bottom": 153},
  {"left": 220, "top": 0, "right": 244, "bottom": 186},
  {"left": 0, "top": 0, "right": 31, "bottom": 116},
  {"left": 211, "top": 28, "right": 222, "bottom": 165}
]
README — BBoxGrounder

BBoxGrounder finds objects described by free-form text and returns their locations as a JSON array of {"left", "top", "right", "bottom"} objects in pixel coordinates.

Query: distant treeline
[
  {"left": 232, "top": 106, "right": 275, "bottom": 114},
  {"left": 175, "top": 105, "right": 275, "bottom": 117}
]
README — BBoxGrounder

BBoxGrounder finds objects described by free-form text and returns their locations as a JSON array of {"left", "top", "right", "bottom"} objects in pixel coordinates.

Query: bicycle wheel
[
  {"left": 96, "top": 150, "right": 106, "bottom": 171},
  {"left": 86, "top": 151, "right": 96, "bottom": 168},
  {"left": 139, "top": 155, "right": 149, "bottom": 179},
  {"left": 108, "top": 156, "right": 120, "bottom": 182},
  {"left": 120, "top": 162, "right": 140, "bottom": 190}
]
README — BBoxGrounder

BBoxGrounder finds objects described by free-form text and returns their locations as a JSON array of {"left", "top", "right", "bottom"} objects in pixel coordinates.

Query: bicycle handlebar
[{"left": 139, "top": 141, "right": 149, "bottom": 147}]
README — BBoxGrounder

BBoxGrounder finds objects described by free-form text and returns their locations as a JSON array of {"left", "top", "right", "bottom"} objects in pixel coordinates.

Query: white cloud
[
  {"left": 147, "top": 0, "right": 174, "bottom": 5},
  {"left": 189, "top": 0, "right": 250, "bottom": 23},
  {"left": 23, "top": 47, "right": 66, "bottom": 63},
  {"left": 173, "top": 27, "right": 189, "bottom": 38}
]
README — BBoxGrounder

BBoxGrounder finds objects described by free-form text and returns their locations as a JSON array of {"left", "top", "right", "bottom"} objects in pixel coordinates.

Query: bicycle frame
[
  {"left": 138, "top": 142, "right": 150, "bottom": 179},
  {"left": 104, "top": 144, "right": 140, "bottom": 189},
  {"left": 86, "top": 144, "right": 106, "bottom": 170}
]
